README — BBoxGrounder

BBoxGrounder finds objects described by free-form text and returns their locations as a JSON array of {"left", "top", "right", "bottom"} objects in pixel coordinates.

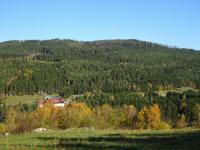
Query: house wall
[{"left": 54, "top": 103, "right": 65, "bottom": 107}]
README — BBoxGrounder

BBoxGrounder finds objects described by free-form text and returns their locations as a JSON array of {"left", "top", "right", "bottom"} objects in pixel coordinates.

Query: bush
[
  {"left": 176, "top": 114, "right": 187, "bottom": 128},
  {"left": 119, "top": 105, "right": 137, "bottom": 129},
  {"left": 95, "top": 104, "right": 120, "bottom": 129},
  {"left": 65, "top": 102, "right": 93, "bottom": 128},
  {"left": 190, "top": 122, "right": 200, "bottom": 128},
  {"left": 156, "top": 121, "right": 171, "bottom": 130},
  {"left": 5, "top": 108, "right": 17, "bottom": 133},
  {"left": 0, "top": 123, "right": 6, "bottom": 134}
]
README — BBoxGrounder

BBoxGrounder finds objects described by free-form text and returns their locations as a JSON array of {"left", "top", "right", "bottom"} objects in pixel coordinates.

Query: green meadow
[
  {"left": 0, "top": 129, "right": 200, "bottom": 150},
  {"left": 4, "top": 95, "right": 42, "bottom": 105}
]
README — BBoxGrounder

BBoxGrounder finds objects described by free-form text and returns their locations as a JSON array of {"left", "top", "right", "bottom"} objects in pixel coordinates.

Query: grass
[
  {"left": 4, "top": 95, "right": 42, "bottom": 105},
  {"left": 156, "top": 87, "right": 199, "bottom": 97},
  {"left": 0, "top": 128, "right": 200, "bottom": 150},
  {"left": 134, "top": 87, "right": 199, "bottom": 97},
  {"left": 4, "top": 93, "right": 61, "bottom": 105}
]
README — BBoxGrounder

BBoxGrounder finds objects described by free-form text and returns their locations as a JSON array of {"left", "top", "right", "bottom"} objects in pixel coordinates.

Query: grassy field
[
  {"left": 4, "top": 94, "right": 63, "bottom": 105},
  {"left": 0, "top": 129, "right": 200, "bottom": 150},
  {"left": 156, "top": 87, "right": 199, "bottom": 97},
  {"left": 4, "top": 95, "right": 42, "bottom": 105},
  {"left": 135, "top": 87, "right": 199, "bottom": 97}
]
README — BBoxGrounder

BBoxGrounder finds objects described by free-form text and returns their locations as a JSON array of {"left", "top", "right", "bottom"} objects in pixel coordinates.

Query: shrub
[
  {"left": 156, "top": 121, "right": 171, "bottom": 130},
  {"left": 95, "top": 104, "right": 119, "bottom": 129},
  {"left": 5, "top": 108, "right": 17, "bottom": 133},
  {"left": 176, "top": 114, "right": 187, "bottom": 128},
  {"left": 0, "top": 123, "right": 6, "bottom": 134}
]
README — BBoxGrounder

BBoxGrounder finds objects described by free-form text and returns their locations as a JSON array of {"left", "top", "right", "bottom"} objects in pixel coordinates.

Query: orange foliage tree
[{"left": 137, "top": 104, "right": 161, "bottom": 129}]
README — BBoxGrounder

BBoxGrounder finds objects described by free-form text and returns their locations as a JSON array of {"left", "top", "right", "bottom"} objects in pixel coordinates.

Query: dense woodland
[
  {"left": 0, "top": 39, "right": 200, "bottom": 132},
  {"left": 0, "top": 39, "right": 200, "bottom": 96}
]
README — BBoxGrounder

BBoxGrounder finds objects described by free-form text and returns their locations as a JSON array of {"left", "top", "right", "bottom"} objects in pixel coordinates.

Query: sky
[{"left": 0, "top": 0, "right": 200, "bottom": 50}]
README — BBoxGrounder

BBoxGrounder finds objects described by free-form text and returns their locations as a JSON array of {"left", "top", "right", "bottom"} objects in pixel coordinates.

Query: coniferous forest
[{"left": 0, "top": 39, "right": 200, "bottom": 96}]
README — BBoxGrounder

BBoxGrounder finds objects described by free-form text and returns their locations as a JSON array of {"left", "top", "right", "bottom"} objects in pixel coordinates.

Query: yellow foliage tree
[
  {"left": 0, "top": 123, "right": 6, "bottom": 134},
  {"left": 95, "top": 104, "right": 119, "bottom": 129},
  {"left": 5, "top": 108, "right": 17, "bottom": 132},
  {"left": 15, "top": 112, "right": 30, "bottom": 132},
  {"left": 28, "top": 103, "right": 55, "bottom": 129},
  {"left": 61, "top": 102, "right": 93, "bottom": 128},
  {"left": 137, "top": 104, "right": 161, "bottom": 129},
  {"left": 27, "top": 102, "right": 93, "bottom": 130},
  {"left": 148, "top": 104, "right": 161, "bottom": 129},
  {"left": 120, "top": 105, "right": 137, "bottom": 128},
  {"left": 137, "top": 106, "right": 149, "bottom": 129}
]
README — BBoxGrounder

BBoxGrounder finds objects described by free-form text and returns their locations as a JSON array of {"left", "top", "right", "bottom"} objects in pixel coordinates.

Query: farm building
[{"left": 38, "top": 96, "right": 65, "bottom": 107}]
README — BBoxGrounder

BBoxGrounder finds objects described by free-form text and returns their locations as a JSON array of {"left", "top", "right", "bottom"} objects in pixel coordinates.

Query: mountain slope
[{"left": 0, "top": 39, "right": 200, "bottom": 96}]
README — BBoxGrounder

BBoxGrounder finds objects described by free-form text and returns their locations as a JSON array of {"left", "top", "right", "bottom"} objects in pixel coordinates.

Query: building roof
[{"left": 38, "top": 96, "right": 65, "bottom": 106}]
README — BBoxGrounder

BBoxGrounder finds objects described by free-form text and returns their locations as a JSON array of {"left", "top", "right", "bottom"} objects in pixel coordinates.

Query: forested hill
[{"left": 0, "top": 39, "right": 200, "bottom": 97}]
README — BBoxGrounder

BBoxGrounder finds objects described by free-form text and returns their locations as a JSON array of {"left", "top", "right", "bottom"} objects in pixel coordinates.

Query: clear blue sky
[{"left": 0, "top": 0, "right": 200, "bottom": 50}]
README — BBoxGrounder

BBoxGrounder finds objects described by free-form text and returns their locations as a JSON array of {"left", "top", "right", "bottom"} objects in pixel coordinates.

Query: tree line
[
  {"left": 0, "top": 102, "right": 170, "bottom": 134},
  {"left": 0, "top": 90, "right": 200, "bottom": 134}
]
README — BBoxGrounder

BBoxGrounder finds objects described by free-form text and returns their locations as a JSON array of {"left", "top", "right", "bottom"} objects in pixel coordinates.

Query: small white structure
[
  {"left": 33, "top": 128, "right": 47, "bottom": 132},
  {"left": 4, "top": 132, "right": 9, "bottom": 136},
  {"left": 54, "top": 103, "right": 65, "bottom": 107}
]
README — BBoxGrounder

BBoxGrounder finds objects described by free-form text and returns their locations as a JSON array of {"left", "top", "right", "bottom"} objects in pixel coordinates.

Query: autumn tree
[
  {"left": 27, "top": 103, "right": 55, "bottom": 129},
  {"left": 67, "top": 102, "right": 93, "bottom": 127},
  {"left": 137, "top": 106, "right": 149, "bottom": 129},
  {"left": 148, "top": 104, "right": 161, "bottom": 129},
  {"left": 0, "top": 123, "right": 6, "bottom": 134},
  {"left": 95, "top": 104, "right": 119, "bottom": 129},
  {"left": 137, "top": 104, "right": 161, "bottom": 129},
  {"left": 5, "top": 108, "right": 17, "bottom": 133},
  {"left": 120, "top": 105, "right": 137, "bottom": 128},
  {"left": 15, "top": 112, "right": 31, "bottom": 132}
]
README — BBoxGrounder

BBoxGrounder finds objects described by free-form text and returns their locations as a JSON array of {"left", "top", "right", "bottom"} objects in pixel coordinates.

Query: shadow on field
[{"left": 35, "top": 130, "right": 200, "bottom": 150}]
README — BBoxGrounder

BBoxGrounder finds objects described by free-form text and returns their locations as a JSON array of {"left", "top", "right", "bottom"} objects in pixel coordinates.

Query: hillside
[{"left": 0, "top": 39, "right": 200, "bottom": 97}]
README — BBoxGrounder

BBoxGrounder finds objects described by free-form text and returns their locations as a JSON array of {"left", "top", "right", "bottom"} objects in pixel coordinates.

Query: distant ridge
[{"left": 0, "top": 38, "right": 200, "bottom": 96}]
